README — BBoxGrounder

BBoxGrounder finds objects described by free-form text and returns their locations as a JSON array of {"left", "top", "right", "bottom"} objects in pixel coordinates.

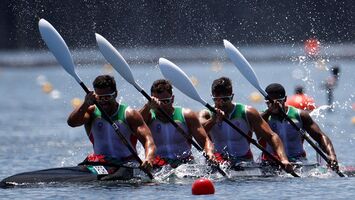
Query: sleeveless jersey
[
  {"left": 85, "top": 104, "right": 137, "bottom": 161},
  {"left": 149, "top": 107, "right": 191, "bottom": 160},
  {"left": 209, "top": 103, "right": 253, "bottom": 161},
  {"left": 266, "top": 106, "right": 306, "bottom": 160}
]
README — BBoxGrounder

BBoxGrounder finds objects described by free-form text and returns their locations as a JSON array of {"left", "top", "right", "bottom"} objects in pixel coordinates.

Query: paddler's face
[
  {"left": 265, "top": 95, "right": 287, "bottom": 114},
  {"left": 212, "top": 92, "right": 234, "bottom": 110},
  {"left": 153, "top": 91, "right": 174, "bottom": 110},
  {"left": 94, "top": 88, "right": 117, "bottom": 110}
]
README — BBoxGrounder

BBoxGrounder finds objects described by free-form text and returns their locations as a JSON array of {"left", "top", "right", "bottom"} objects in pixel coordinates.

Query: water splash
[{"left": 310, "top": 105, "right": 330, "bottom": 120}]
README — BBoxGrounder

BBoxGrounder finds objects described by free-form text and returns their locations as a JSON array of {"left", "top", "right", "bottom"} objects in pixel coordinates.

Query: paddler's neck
[
  {"left": 218, "top": 102, "right": 235, "bottom": 117},
  {"left": 104, "top": 102, "right": 119, "bottom": 116},
  {"left": 271, "top": 105, "right": 289, "bottom": 120},
  {"left": 155, "top": 106, "right": 174, "bottom": 122}
]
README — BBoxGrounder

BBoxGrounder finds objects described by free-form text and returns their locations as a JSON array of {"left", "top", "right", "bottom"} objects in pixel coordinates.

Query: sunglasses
[
  {"left": 158, "top": 97, "right": 173, "bottom": 104},
  {"left": 212, "top": 94, "right": 234, "bottom": 102},
  {"left": 96, "top": 91, "right": 116, "bottom": 102},
  {"left": 264, "top": 97, "right": 286, "bottom": 104}
]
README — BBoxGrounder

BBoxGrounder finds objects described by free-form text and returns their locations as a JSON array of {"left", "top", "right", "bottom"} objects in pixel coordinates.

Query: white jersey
[
  {"left": 149, "top": 107, "right": 191, "bottom": 160},
  {"left": 209, "top": 103, "right": 253, "bottom": 161},
  {"left": 85, "top": 104, "right": 137, "bottom": 161},
  {"left": 266, "top": 106, "right": 306, "bottom": 160}
]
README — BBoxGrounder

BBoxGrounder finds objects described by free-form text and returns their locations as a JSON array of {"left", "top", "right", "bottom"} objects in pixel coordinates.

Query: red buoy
[{"left": 191, "top": 178, "right": 215, "bottom": 195}]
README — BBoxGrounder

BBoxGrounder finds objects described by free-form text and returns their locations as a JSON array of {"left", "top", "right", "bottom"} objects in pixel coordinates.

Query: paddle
[
  {"left": 38, "top": 19, "right": 153, "bottom": 180},
  {"left": 95, "top": 34, "right": 227, "bottom": 177},
  {"left": 158, "top": 58, "right": 299, "bottom": 177},
  {"left": 223, "top": 39, "right": 345, "bottom": 177}
]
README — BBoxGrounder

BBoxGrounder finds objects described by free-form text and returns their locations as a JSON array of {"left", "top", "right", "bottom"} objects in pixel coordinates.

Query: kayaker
[
  {"left": 261, "top": 83, "right": 339, "bottom": 170},
  {"left": 67, "top": 75, "right": 156, "bottom": 174},
  {"left": 323, "top": 66, "right": 340, "bottom": 111},
  {"left": 199, "top": 77, "right": 292, "bottom": 171},
  {"left": 140, "top": 79, "right": 215, "bottom": 168},
  {"left": 286, "top": 85, "right": 316, "bottom": 111}
]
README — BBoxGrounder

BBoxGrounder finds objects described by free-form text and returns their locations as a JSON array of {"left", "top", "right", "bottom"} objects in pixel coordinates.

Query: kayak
[
  {"left": 152, "top": 162, "right": 355, "bottom": 181},
  {"left": 2, "top": 162, "right": 354, "bottom": 188},
  {"left": 228, "top": 162, "right": 355, "bottom": 178},
  {"left": 228, "top": 162, "right": 318, "bottom": 177},
  {"left": 0, "top": 164, "right": 147, "bottom": 188}
]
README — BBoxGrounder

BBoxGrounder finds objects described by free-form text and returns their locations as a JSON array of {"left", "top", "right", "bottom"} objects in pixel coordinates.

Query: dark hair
[
  {"left": 151, "top": 79, "right": 173, "bottom": 95},
  {"left": 331, "top": 66, "right": 340, "bottom": 76},
  {"left": 211, "top": 77, "right": 233, "bottom": 95},
  {"left": 295, "top": 85, "right": 304, "bottom": 94},
  {"left": 265, "top": 83, "right": 286, "bottom": 98},
  {"left": 93, "top": 75, "right": 117, "bottom": 92}
]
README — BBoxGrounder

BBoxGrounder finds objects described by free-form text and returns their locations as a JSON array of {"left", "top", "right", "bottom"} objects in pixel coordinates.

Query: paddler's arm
[
  {"left": 199, "top": 108, "right": 224, "bottom": 133},
  {"left": 261, "top": 99, "right": 284, "bottom": 121},
  {"left": 300, "top": 111, "right": 339, "bottom": 169},
  {"left": 185, "top": 109, "right": 215, "bottom": 161},
  {"left": 126, "top": 108, "right": 156, "bottom": 170},
  {"left": 139, "top": 96, "right": 161, "bottom": 124},
  {"left": 67, "top": 91, "right": 95, "bottom": 127},
  {"left": 247, "top": 106, "right": 293, "bottom": 172},
  {"left": 199, "top": 110, "right": 215, "bottom": 133}
]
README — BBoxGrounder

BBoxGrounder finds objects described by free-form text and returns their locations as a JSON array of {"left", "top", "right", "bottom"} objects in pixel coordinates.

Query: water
[{"left": 1, "top": 57, "right": 355, "bottom": 199}]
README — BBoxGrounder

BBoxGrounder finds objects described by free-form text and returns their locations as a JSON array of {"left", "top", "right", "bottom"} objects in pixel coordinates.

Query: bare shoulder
[
  {"left": 125, "top": 107, "right": 144, "bottom": 121},
  {"left": 299, "top": 109, "right": 311, "bottom": 117},
  {"left": 246, "top": 106, "right": 260, "bottom": 119},
  {"left": 299, "top": 109, "right": 313, "bottom": 124},
  {"left": 183, "top": 108, "right": 199, "bottom": 121}
]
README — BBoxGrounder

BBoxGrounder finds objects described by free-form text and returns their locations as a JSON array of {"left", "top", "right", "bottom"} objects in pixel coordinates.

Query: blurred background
[{"left": 0, "top": 0, "right": 355, "bottom": 66}]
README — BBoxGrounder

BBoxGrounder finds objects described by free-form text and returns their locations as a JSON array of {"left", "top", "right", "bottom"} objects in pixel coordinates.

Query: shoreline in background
[{"left": 1, "top": 43, "right": 354, "bottom": 67}]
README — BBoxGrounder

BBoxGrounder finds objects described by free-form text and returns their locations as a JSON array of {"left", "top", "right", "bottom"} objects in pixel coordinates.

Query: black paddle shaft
[
  {"left": 140, "top": 90, "right": 227, "bottom": 177},
  {"left": 205, "top": 103, "right": 299, "bottom": 177},
  {"left": 79, "top": 82, "right": 154, "bottom": 179}
]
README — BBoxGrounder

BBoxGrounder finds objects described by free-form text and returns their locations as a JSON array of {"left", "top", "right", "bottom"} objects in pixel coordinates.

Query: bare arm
[
  {"left": 247, "top": 107, "right": 289, "bottom": 164},
  {"left": 185, "top": 109, "right": 215, "bottom": 160},
  {"left": 139, "top": 96, "right": 161, "bottom": 125},
  {"left": 300, "top": 111, "right": 338, "bottom": 163},
  {"left": 67, "top": 91, "right": 95, "bottom": 127},
  {"left": 126, "top": 108, "right": 156, "bottom": 169},
  {"left": 199, "top": 109, "right": 215, "bottom": 134},
  {"left": 139, "top": 103, "right": 153, "bottom": 125}
]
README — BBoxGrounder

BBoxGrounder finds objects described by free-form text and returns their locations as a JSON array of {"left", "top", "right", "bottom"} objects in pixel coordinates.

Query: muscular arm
[
  {"left": 247, "top": 107, "right": 289, "bottom": 163},
  {"left": 126, "top": 108, "right": 156, "bottom": 166},
  {"left": 67, "top": 91, "right": 95, "bottom": 127},
  {"left": 300, "top": 111, "right": 337, "bottom": 161},
  {"left": 185, "top": 109, "right": 215, "bottom": 160},
  {"left": 199, "top": 110, "right": 215, "bottom": 134},
  {"left": 139, "top": 103, "right": 153, "bottom": 125},
  {"left": 139, "top": 96, "right": 162, "bottom": 125}
]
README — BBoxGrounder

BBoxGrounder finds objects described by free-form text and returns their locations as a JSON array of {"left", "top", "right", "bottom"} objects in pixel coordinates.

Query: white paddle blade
[
  {"left": 38, "top": 19, "right": 81, "bottom": 83},
  {"left": 95, "top": 33, "right": 141, "bottom": 90},
  {"left": 158, "top": 58, "right": 207, "bottom": 105},
  {"left": 223, "top": 39, "right": 268, "bottom": 97}
]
